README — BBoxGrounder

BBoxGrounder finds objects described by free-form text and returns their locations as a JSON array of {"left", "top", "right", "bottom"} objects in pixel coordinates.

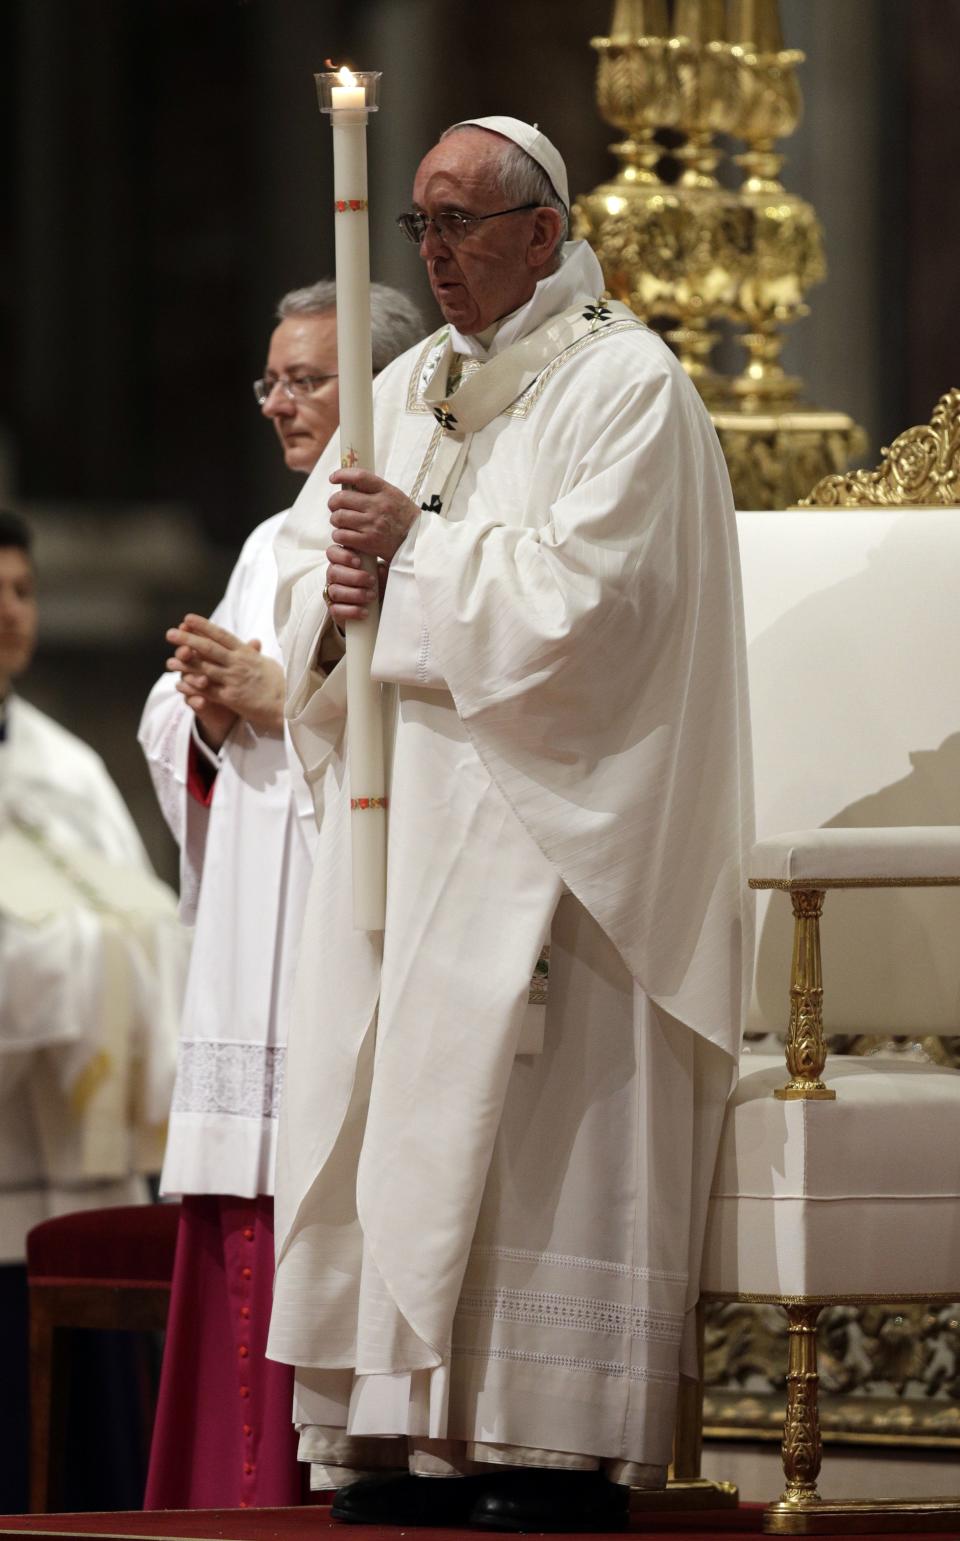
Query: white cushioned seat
[
  {"left": 750, "top": 827, "right": 960, "bottom": 888},
  {"left": 702, "top": 1054, "right": 960, "bottom": 1299}
]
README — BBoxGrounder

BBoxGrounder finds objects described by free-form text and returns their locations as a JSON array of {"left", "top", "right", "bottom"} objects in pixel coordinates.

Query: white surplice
[
  {"left": 138, "top": 512, "right": 317, "bottom": 1198},
  {"left": 0, "top": 696, "right": 182, "bottom": 1261},
  {"left": 268, "top": 243, "right": 754, "bottom": 1474}
]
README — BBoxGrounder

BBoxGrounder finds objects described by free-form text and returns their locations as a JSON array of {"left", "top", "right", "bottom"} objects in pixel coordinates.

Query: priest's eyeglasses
[
  {"left": 395, "top": 204, "right": 539, "bottom": 247},
  {"left": 252, "top": 373, "right": 338, "bottom": 406}
]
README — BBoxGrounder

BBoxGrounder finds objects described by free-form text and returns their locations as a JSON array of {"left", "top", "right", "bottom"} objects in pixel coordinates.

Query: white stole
[{"left": 414, "top": 295, "right": 640, "bottom": 517}]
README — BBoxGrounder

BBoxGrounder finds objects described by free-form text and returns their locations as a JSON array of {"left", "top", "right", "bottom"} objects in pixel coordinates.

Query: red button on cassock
[
  {"left": 239, "top": 1344, "right": 249, "bottom": 1358},
  {"left": 240, "top": 1305, "right": 251, "bottom": 1320},
  {"left": 243, "top": 1226, "right": 255, "bottom": 1241},
  {"left": 244, "top": 1462, "right": 254, "bottom": 1475},
  {"left": 240, "top": 1385, "right": 250, "bottom": 1398},
  {"left": 241, "top": 1266, "right": 252, "bottom": 1280},
  {"left": 243, "top": 1423, "right": 252, "bottom": 1436}
]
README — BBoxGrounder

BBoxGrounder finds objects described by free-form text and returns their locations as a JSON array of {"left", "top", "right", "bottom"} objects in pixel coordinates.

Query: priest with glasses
[{"left": 269, "top": 116, "right": 753, "bottom": 1533}]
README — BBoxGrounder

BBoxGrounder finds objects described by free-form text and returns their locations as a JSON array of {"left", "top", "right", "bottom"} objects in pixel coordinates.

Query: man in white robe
[
  {"left": 137, "top": 281, "right": 423, "bottom": 1509},
  {"left": 0, "top": 508, "right": 182, "bottom": 1510},
  {"left": 0, "top": 509, "right": 177, "bottom": 1257},
  {"left": 270, "top": 120, "right": 753, "bottom": 1531}
]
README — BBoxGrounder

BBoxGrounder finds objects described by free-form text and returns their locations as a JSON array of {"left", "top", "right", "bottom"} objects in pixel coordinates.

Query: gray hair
[
  {"left": 440, "top": 127, "right": 570, "bottom": 261},
  {"left": 276, "top": 280, "right": 424, "bottom": 371}
]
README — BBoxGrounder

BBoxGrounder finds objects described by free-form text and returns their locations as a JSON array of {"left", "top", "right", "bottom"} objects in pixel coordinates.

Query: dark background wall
[{"left": 1, "top": 0, "right": 958, "bottom": 875}]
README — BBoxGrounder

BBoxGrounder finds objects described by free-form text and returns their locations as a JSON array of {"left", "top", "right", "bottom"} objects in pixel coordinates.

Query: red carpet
[
  {"left": 0, "top": 1504, "right": 765, "bottom": 1540},
  {"left": 0, "top": 1505, "right": 953, "bottom": 1541}
]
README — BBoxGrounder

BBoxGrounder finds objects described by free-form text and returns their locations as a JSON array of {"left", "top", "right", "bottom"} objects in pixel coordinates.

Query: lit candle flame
[{"left": 324, "top": 59, "right": 358, "bottom": 88}]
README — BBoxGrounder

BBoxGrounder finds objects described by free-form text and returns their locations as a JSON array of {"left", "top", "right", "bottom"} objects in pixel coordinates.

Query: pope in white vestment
[{"left": 269, "top": 120, "right": 753, "bottom": 1528}]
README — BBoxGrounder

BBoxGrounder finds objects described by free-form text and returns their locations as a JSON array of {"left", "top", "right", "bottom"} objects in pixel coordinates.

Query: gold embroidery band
[
  {"left": 334, "top": 199, "right": 368, "bottom": 213},
  {"left": 750, "top": 874, "right": 960, "bottom": 890},
  {"left": 408, "top": 422, "right": 444, "bottom": 505},
  {"left": 351, "top": 796, "right": 388, "bottom": 811}
]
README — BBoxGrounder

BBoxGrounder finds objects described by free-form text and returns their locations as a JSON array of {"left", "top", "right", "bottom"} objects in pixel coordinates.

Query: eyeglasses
[
  {"left": 252, "top": 373, "right": 338, "bottom": 406},
  {"left": 395, "top": 203, "right": 539, "bottom": 247}
]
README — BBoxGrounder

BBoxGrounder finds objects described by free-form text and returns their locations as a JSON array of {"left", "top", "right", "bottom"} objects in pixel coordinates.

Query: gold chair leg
[
  {"left": 763, "top": 1303, "right": 823, "bottom": 1532},
  {"left": 782, "top": 1303, "right": 824, "bottom": 1505},
  {"left": 775, "top": 889, "right": 836, "bottom": 1101},
  {"left": 764, "top": 1304, "right": 960, "bottom": 1534}
]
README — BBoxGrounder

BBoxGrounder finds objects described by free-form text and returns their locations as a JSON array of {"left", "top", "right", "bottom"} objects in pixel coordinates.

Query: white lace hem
[{"left": 171, "top": 1039, "right": 285, "bottom": 1119}]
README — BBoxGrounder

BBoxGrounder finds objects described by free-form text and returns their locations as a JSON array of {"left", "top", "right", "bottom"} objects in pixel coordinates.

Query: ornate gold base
[
  {"left": 763, "top": 1496, "right": 960, "bottom": 1534},
  {"left": 774, "top": 1083, "right": 837, "bottom": 1101},
  {"left": 711, "top": 408, "right": 868, "bottom": 510},
  {"left": 630, "top": 1478, "right": 740, "bottom": 1512},
  {"left": 703, "top": 1385, "right": 960, "bottom": 1448}
]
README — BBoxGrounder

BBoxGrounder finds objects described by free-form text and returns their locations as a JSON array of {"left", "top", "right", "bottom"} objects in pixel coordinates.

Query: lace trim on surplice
[
  {"left": 170, "top": 1040, "right": 285, "bottom": 1120},
  {"left": 456, "top": 1286, "right": 684, "bottom": 1345},
  {"left": 454, "top": 1245, "right": 689, "bottom": 1384}
]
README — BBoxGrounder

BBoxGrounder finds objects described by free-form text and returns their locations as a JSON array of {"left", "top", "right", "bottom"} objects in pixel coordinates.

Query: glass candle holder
[{"left": 315, "top": 70, "right": 382, "bottom": 115}]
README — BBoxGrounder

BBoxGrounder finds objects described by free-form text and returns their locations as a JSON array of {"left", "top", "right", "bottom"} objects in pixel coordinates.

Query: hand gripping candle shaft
[{"left": 317, "top": 69, "right": 386, "bottom": 930}]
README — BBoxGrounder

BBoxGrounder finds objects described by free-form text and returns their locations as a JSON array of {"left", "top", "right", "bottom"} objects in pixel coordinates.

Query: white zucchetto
[{"left": 450, "top": 115, "right": 570, "bottom": 211}]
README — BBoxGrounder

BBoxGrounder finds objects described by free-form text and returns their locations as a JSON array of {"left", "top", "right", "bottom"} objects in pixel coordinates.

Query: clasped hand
[
  {"left": 165, "top": 614, "right": 285, "bottom": 749},
  {"left": 324, "top": 468, "right": 419, "bottom": 625}
]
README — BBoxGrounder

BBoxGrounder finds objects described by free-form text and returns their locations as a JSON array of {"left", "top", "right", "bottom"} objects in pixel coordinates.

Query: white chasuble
[{"left": 269, "top": 242, "right": 753, "bottom": 1471}]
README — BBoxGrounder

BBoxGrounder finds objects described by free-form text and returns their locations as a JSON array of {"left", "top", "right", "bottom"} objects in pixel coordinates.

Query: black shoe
[
  {"left": 468, "top": 1469, "right": 630, "bottom": 1533},
  {"left": 332, "top": 1472, "right": 490, "bottom": 1526}
]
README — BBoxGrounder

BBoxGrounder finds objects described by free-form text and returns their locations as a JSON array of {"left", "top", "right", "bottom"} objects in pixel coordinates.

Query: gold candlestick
[
  {"left": 672, "top": 1, "right": 736, "bottom": 191},
  {"left": 574, "top": 4, "right": 747, "bottom": 406},
  {"left": 728, "top": 0, "right": 785, "bottom": 52},
  {"left": 575, "top": 0, "right": 867, "bottom": 505},
  {"left": 723, "top": 13, "right": 822, "bottom": 411}
]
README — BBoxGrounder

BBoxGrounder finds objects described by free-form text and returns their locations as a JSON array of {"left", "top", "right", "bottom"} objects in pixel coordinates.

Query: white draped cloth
[
  {"left": 138, "top": 513, "right": 318, "bottom": 1197},
  {"left": 0, "top": 696, "right": 183, "bottom": 1262},
  {"left": 269, "top": 243, "right": 753, "bottom": 1479}
]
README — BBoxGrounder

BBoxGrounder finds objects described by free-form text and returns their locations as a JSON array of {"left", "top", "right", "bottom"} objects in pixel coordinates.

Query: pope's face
[
  {"left": 260, "top": 312, "right": 340, "bottom": 473},
  {"left": 0, "top": 546, "right": 38, "bottom": 692},
  {"left": 412, "top": 130, "right": 556, "bottom": 336}
]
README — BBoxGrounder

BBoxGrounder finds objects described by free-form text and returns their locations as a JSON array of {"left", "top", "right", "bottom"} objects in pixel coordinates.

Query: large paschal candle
[{"left": 316, "top": 65, "right": 387, "bottom": 931}]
